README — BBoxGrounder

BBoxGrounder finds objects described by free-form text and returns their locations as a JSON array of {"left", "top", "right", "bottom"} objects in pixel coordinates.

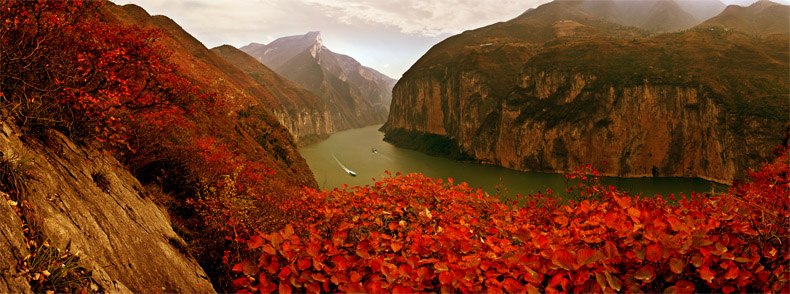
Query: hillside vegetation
[
  {"left": 2, "top": 0, "right": 314, "bottom": 290},
  {"left": 1, "top": 1, "right": 788, "bottom": 293}
]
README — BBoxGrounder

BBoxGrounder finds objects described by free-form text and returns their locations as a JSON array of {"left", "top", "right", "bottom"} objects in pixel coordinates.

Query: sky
[{"left": 115, "top": 0, "right": 774, "bottom": 79}]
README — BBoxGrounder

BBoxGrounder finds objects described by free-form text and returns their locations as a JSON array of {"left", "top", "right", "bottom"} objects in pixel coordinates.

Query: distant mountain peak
[{"left": 240, "top": 32, "right": 395, "bottom": 131}]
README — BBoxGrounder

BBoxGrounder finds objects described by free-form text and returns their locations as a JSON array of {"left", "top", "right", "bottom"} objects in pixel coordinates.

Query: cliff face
[
  {"left": 211, "top": 45, "right": 333, "bottom": 146},
  {"left": 0, "top": 121, "right": 213, "bottom": 293},
  {"left": 384, "top": 1, "right": 789, "bottom": 184},
  {"left": 241, "top": 32, "right": 396, "bottom": 132}
]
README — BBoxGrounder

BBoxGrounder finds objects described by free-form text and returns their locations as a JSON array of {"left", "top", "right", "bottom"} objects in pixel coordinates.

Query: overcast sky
[{"left": 115, "top": 0, "right": 774, "bottom": 79}]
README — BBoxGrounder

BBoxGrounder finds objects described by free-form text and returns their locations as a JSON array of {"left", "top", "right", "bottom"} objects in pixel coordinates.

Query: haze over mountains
[
  {"left": 241, "top": 32, "right": 396, "bottom": 132},
  {"left": 383, "top": 0, "right": 790, "bottom": 183}
]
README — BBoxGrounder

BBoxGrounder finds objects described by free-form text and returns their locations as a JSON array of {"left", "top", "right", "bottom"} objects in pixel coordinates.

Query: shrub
[{"left": 230, "top": 151, "right": 789, "bottom": 293}]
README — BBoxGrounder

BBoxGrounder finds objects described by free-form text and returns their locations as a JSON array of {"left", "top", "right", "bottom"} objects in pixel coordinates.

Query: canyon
[{"left": 383, "top": 0, "right": 790, "bottom": 183}]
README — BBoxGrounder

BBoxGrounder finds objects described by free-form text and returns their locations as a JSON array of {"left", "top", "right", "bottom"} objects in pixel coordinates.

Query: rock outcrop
[
  {"left": 383, "top": 0, "right": 789, "bottom": 184},
  {"left": 241, "top": 32, "right": 396, "bottom": 132},
  {"left": 0, "top": 121, "right": 213, "bottom": 293}
]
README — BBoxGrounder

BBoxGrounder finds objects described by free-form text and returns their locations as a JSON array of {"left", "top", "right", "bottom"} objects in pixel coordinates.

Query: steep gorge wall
[
  {"left": 385, "top": 67, "right": 784, "bottom": 184},
  {"left": 0, "top": 121, "right": 213, "bottom": 293}
]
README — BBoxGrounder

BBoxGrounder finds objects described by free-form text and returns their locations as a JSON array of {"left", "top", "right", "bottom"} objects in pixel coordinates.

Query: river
[{"left": 299, "top": 125, "right": 728, "bottom": 200}]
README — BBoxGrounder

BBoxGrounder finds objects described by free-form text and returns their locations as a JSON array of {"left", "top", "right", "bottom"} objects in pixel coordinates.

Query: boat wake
[{"left": 332, "top": 153, "right": 356, "bottom": 176}]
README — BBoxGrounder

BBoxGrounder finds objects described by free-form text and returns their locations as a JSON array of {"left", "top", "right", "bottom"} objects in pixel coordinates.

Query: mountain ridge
[
  {"left": 241, "top": 32, "right": 396, "bottom": 131},
  {"left": 382, "top": 0, "right": 789, "bottom": 183}
]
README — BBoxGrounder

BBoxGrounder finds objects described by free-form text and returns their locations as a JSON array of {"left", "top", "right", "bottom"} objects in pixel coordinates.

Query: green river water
[{"left": 300, "top": 125, "right": 728, "bottom": 199}]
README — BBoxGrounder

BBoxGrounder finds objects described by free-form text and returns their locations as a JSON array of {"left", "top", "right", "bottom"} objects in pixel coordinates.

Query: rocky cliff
[
  {"left": 241, "top": 32, "right": 396, "bottom": 131},
  {"left": 0, "top": 120, "right": 213, "bottom": 293},
  {"left": 383, "top": 0, "right": 789, "bottom": 184},
  {"left": 212, "top": 45, "right": 333, "bottom": 146}
]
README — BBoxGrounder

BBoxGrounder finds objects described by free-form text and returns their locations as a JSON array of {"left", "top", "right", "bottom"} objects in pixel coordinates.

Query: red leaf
[
  {"left": 614, "top": 195, "right": 631, "bottom": 208},
  {"left": 434, "top": 262, "right": 449, "bottom": 272},
  {"left": 278, "top": 281, "right": 292, "bottom": 294},
  {"left": 232, "top": 262, "right": 244, "bottom": 272},
  {"left": 270, "top": 232, "right": 283, "bottom": 247},
  {"left": 646, "top": 243, "right": 663, "bottom": 262},
  {"left": 554, "top": 215, "right": 569, "bottom": 227},
  {"left": 605, "top": 272, "right": 621, "bottom": 291},
  {"left": 263, "top": 244, "right": 277, "bottom": 256},
  {"left": 332, "top": 231, "right": 347, "bottom": 246},
  {"left": 523, "top": 267, "right": 542, "bottom": 284},
  {"left": 627, "top": 207, "right": 641, "bottom": 220},
  {"left": 603, "top": 241, "right": 620, "bottom": 259},
  {"left": 724, "top": 264, "right": 740, "bottom": 280},
  {"left": 502, "top": 278, "right": 522, "bottom": 293},
  {"left": 439, "top": 271, "right": 454, "bottom": 285},
  {"left": 304, "top": 282, "right": 320, "bottom": 294},
  {"left": 311, "top": 273, "right": 327, "bottom": 282},
  {"left": 669, "top": 257, "right": 685, "bottom": 274},
  {"left": 247, "top": 235, "right": 263, "bottom": 249},
  {"left": 576, "top": 248, "right": 601, "bottom": 266},
  {"left": 259, "top": 279, "right": 277, "bottom": 293},
  {"left": 283, "top": 224, "right": 295, "bottom": 239},
  {"left": 277, "top": 267, "right": 291, "bottom": 280},
  {"left": 390, "top": 242, "right": 403, "bottom": 253},
  {"left": 297, "top": 258, "right": 311, "bottom": 271},
  {"left": 233, "top": 259, "right": 258, "bottom": 276},
  {"left": 345, "top": 282, "right": 365, "bottom": 293},
  {"left": 675, "top": 280, "right": 695, "bottom": 294},
  {"left": 634, "top": 265, "right": 656, "bottom": 282},
  {"left": 306, "top": 242, "right": 320, "bottom": 257},
  {"left": 551, "top": 249, "right": 577, "bottom": 270},
  {"left": 398, "top": 264, "right": 413, "bottom": 278},
  {"left": 232, "top": 277, "right": 250, "bottom": 288},
  {"left": 526, "top": 283, "right": 541, "bottom": 294},
  {"left": 534, "top": 235, "right": 549, "bottom": 249},
  {"left": 699, "top": 265, "right": 715, "bottom": 283}
]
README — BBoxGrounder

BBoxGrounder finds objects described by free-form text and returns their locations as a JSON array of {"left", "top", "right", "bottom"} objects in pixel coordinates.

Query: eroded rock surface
[{"left": 0, "top": 121, "right": 214, "bottom": 293}]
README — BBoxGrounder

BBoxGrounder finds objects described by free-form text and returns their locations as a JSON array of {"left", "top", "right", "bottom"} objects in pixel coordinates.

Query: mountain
[
  {"left": 697, "top": 0, "right": 790, "bottom": 36},
  {"left": 2, "top": 2, "right": 329, "bottom": 292},
  {"left": 676, "top": 0, "right": 727, "bottom": 22},
  {"left": 382, "top": 0, "right": 789, "bottom": 184},
  {"left": 211, "top": 45, "right": 333, "bottom": 145},
  {"left": 104, "top": 6, "right": 333, "bottom": 147},
  {"left": 522, "top": 0, "right": 725, "bottom": 33},
  {"left": 241, "top": 32, "right": 396, "bottom": 131},
  {"left": 612, "top": 0, "right": 698, "bottom": 32}
]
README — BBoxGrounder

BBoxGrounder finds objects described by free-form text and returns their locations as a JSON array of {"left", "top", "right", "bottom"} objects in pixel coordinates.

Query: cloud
[
  {"left": 301, "top": 0, "right": 548, "bottom": 37},
  {"left": 114, "top": 0, "right": 552, "bottom": 77}
]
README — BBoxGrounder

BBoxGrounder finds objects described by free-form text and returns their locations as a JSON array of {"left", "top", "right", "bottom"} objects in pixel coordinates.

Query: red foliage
[
  {"left": 231, "top": 153, "right": 789, "bottom": 293},
  {"left": 1, "top": 0, "right": 202, "bottom": 148}
]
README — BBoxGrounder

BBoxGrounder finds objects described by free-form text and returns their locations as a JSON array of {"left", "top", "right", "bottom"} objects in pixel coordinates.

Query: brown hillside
[
  {"left": 697, "top": 0, "right": 790, "bottom": 36},
  {"left": 383, "top": 0, "right": 789, "bottom": 183}
]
